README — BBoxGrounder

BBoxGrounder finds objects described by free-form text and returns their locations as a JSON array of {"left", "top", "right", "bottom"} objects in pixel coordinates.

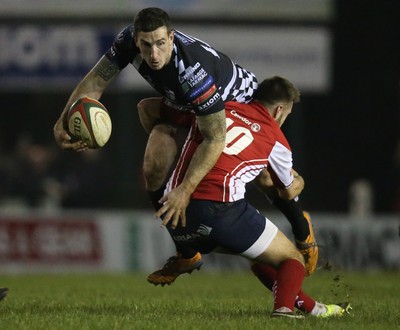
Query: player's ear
[
  {"left": 169, "top": 30, "right": 174, "bottom": 42},
  {"left": 272, "top": 105, "right": 283, "bottom": 120}
]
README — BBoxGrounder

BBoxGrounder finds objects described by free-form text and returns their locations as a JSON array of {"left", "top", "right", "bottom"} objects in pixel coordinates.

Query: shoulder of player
[
  {"left": 173, "top": 30, "right": 220, "bottom": 59},
  {"left": 225, "top": 101, "right": 271, "bottom": 126},
  {"left": 225, "top": 101, "right": 289, "bottom": 144}
]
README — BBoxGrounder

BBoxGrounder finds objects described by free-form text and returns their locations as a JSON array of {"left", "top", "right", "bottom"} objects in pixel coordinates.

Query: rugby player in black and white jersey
[{"left": 53, "top": 7, "right": 257, "bottom": 224}]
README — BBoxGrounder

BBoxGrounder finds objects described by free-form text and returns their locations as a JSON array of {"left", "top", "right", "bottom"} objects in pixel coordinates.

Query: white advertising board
[{"left": 0, "top": 211, "right": 399, "bottom": 273}]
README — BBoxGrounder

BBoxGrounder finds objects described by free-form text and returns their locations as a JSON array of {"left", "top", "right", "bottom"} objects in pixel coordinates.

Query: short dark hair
[
  {"left": 255, "top": 76, "right": 300, "bottom": 105},
  {"left": 133, "top": 7, "right": 172, "bottom": 38}
]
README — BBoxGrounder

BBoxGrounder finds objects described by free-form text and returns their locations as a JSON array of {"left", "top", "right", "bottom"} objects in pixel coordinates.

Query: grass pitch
[{"left": 0, "top": 270, "right": 399, "bottom": 329}]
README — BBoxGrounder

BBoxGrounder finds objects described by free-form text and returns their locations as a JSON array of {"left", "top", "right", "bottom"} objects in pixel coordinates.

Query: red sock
[
  {"left": 274, "top": 259, "right": 305, "bottom": 311},
  {"left": 251, "top": 261, "right": 316, "bottom": 313}
]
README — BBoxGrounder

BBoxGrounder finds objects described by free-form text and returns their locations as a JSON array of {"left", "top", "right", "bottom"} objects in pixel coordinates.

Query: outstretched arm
[{"left": 53, "top": 56, "right": 120, "bottom": 151}]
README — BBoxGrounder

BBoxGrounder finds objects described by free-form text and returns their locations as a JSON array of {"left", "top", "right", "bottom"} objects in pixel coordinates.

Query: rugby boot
[
  {"left": 271, "top": 307, "right": 305, "bottom": 319},
  {"left": 147, "top": 252, "right": 203, "bottom": 286},
  {"left": 315, "top": 302, "right": 352, "bottom": 318},
  {"left": 295, "top": 211, "right": 318, "bottom": 276}
]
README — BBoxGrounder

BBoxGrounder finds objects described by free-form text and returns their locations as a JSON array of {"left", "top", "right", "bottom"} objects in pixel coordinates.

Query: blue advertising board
[{"left": 0, "top": 25, "right": 117, "bottom": 90}]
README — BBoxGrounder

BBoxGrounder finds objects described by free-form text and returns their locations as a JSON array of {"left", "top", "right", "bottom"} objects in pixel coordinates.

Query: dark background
[{"left": 0, "top": 0, "right": 398, "bottom": 213}]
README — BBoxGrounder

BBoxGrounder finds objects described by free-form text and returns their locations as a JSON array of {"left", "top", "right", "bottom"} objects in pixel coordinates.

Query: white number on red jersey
[{"left": 223, "top": 118, "right": 254, "bottom": 155}]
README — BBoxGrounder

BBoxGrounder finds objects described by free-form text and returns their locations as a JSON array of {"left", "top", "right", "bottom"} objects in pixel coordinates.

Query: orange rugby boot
[
  {"left": 295, "top": 211, "right": 318, "bottom": 276},
  {"left": 147, "top": 252, "right": 203, "bottom": 286}
]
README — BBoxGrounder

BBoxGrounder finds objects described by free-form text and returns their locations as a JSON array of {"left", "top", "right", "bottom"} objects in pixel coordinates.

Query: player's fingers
[
  {"left": 170, "top": 212, "right": 181, "bottom": 229},
  {"left": 72, "top": 141, "right": 88, "bottom": 151},
  {"left": 158, "top": 195, "right": 167, "bottom": 204},
  {"left": 180, "top": 212, "right": 186, "bottom": 227},
  {"left": 155, "top": 201, "right": 171, "bottom": 218},
  {"left": 59, "top": 141, "right": 75, "bottom": 150},
  {"left": 56, "top": 130, "right": 71, "bottom": 144},
  {"left": 61, "top": 130, "right": 72, "bottom": 140},
  {"left": 155, "top": 205, "right": 167, "bottom": 219},
  {"left": 158, "top": 205, "right": 175, "bottom": 226},
  {"left": 161, "top": 211, "right": 173, "bottom": 227},
  {"left": 61, "top": 141, "right": 87, "bottom": 152}
]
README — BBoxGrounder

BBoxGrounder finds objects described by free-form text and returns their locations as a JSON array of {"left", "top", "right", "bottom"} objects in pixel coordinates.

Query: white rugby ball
[{"left": 67, "top": 97, "right": 112, "bottom": 149}]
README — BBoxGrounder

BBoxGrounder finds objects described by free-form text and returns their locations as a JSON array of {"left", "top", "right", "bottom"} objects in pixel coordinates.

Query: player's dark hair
[
  {"left": 133, "top": 7, "right": 172, "bottom": 38},
  {"left": 255, "top": 76, "right": 300, "bottom": 105}
]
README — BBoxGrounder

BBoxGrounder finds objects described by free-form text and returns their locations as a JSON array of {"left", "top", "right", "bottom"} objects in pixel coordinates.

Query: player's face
[
  {"left": 275, "top": 102, "right": 293, "bottom": 127},
  {"left": 135, "top": 27, "right": 174, "bottom": 70}
]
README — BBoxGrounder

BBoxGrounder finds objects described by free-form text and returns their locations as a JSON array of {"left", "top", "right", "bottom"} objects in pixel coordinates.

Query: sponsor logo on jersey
[
  {"left": 196, "top": 90, "right": 221, "bottom": 112},
  {"left": 178, "top": 62, "right": 201, "bottom": 83},
  {"left": 193, "top": 84, "right": 218, "bottom": 105},
  {"left": 187, "top": 76, "right": 214, "bottom": 101},
  {"left": 178, "top": 62, "right": 209, "bottom": 94},
  {"left": 230, "top": 110, "right": 261, "bottom": 132},
  {"left": 250, "top": 123, "right": 261, "bottom": 132}
]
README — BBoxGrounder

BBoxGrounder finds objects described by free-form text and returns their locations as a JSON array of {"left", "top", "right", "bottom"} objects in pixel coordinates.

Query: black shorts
[{"left": 167, "top": 199, "right": 278, "bottom": 258}]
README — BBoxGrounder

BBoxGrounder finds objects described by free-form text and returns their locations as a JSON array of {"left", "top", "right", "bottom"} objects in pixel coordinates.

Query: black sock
[
  {"left": 174, "top": 242, "right": 197, "bottom": 259},
  {"left": 265, "top": 189, "right": 310, "bottom": 241},
  {"left": 148, "top": 187, "right": 197, "bottom": 259}
]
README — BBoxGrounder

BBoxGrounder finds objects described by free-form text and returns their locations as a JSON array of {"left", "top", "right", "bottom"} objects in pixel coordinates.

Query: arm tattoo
[
  {"left": 197, "top": 111, "right": 226, "bottom": 142},
  {"left": 94, "top": 58, "right": 120, "bottom": 81}
]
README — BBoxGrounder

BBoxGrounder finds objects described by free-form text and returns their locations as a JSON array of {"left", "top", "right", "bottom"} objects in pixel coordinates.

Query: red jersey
[{"left": 165, "top": 101, "right": 294, "bottom": 202}]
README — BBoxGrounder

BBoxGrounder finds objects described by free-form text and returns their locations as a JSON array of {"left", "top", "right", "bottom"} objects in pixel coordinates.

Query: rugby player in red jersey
[{"left": 154, "top": 76, "right": 350, "bottom": 318}]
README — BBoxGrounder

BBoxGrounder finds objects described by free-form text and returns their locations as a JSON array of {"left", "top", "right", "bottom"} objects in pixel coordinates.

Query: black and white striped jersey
[{"left": 105, "top": 25, "right": 258, "bottom": 116}]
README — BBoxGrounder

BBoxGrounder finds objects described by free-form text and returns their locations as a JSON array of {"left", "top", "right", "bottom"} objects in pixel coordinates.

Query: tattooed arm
[
  {"left": 156, "top": 110, "right": 227, "bottom": 228},
  {"left": 53, "top": 56, "right": 120, "bottom": 151}
]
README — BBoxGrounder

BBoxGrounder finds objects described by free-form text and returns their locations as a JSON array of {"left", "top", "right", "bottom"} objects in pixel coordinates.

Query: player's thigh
[
  {"left": 143, "top": 124, "right": 178, "bottom": 170},
  {"left": 254, "top": 230, "right": 304, "bottom": 268},
  {"left": 137, "top": 97, "right": 163, "bottom": 134}
]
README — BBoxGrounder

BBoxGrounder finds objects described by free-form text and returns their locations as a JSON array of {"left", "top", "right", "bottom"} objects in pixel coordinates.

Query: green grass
[{"left": 0, "top": 270, "right": 399, "bottom": 329}]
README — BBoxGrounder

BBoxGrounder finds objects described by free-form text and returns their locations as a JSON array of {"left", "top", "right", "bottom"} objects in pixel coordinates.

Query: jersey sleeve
[
  {"left": 104, "top": 25, "right": 137, "bottom": 70},
  {"left": 188, "top": 77, "right": 225, "bottom": 116},
  {"left": 267, "top": 141, "right": 294, "bottom": 189},
  {"left": 173, "top": 32, "right": 226, "bottom": 116}
]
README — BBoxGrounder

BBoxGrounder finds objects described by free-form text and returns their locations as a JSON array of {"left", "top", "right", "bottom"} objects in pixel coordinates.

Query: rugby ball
[{"left": 67, "top": 97, "right": 112, "bottom": 149}]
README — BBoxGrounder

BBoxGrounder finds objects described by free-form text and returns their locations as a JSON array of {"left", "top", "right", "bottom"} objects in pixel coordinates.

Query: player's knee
[
  {"left": 143, "top": 158, "right": 168, "bottom": 190},
  {"left": 143, "top": 170, "right": 165, "bottom": 191},
  {"left": 152, "top": 122, "right": 176, "bottom": 136},
  {"left": 137, "top": 98, "right": 163, "bottom": 134}
]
